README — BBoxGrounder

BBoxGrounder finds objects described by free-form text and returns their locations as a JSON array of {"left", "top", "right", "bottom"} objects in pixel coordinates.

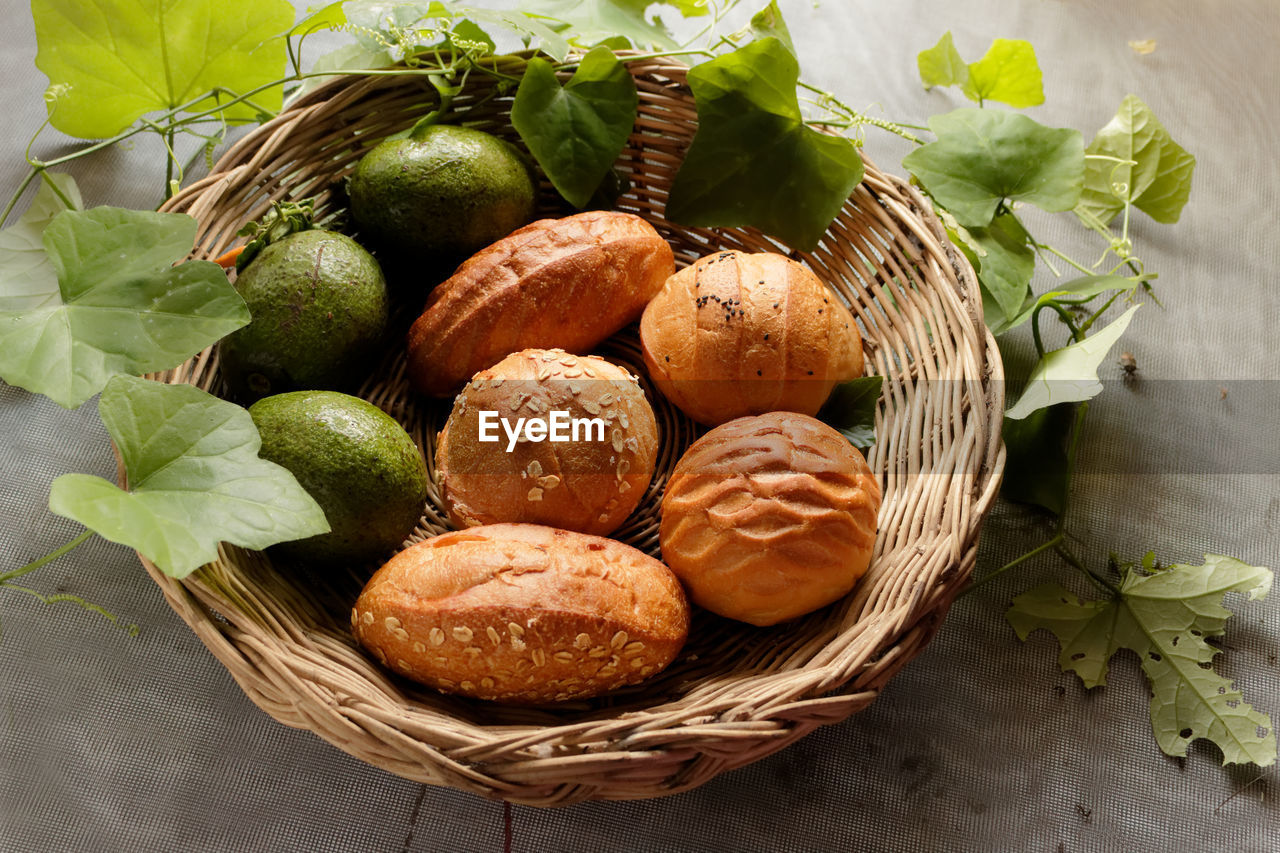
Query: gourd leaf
[
  {"left": 511, "top": 46, "right": 638, "bottom": 208},
  {"left": 531, "top": 0, "right": 678, "bottom": 49},
  {"left": 1004, "top": 304, "right": 1138, "bottom": 419},
  {"left": 1076, "top": 94, "right": 1196, "bottom": 226},
  {"left": 918, "top": 31, "right": 968, "bottom": 89},
  {"left": 1008, "top": 555, "right": 1275, "bottom": 766},
  {"left": 960, "top": 38, "right": 1044, "bottom": 108},
  {"left": 48, "top": 376, "right": 330, "bottom": 579},
  {"left": 32, "top": 0, "right": 296, "bottom": 138},
  {"left": 666, "top": 37, "right": 864, "bottom": 251},
  {"left": 0, "top": 206, "right": 250, "bottom": 409},
  {"left": 903, "top": 108, "right": 1083, "bottom": 228}
]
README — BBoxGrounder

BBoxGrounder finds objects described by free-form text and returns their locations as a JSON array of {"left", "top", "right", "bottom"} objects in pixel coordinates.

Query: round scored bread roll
[
  {"left": 352, "top": 524, "right": 690, "bottom": 703},
  {"left": 660, "top": 412, "right": 881, "bottom": 626},
  {"left": 640, "top": 251, "right": 864, "bottom": 426},
  {"left": 436, "top": 349, "right": 658, "bottom": 536}
]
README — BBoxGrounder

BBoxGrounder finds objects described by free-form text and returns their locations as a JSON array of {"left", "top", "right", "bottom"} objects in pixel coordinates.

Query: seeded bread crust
[
  {"left": 407, "top": 211, "right": 675, "bottom": 396},
  {"left": 660, "top": 412, "right": 881, "bottom": 626},
  {"left": 436, "top": 349, "right": 658, "bottom": 536},
  {"left": 353, "top": 524, "right": 690, "bottom": 703},
  {"left": 639, "top": 251, "right": 864, "bottom": 426}
]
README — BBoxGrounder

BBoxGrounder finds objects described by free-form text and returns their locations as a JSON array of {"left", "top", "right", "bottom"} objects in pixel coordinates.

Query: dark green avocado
[
  {"left": 347, "top": 124, "right": 537, "bottom": 266},
  {"left": 217, "top": 229, "right": 389, "bottom": 402}
]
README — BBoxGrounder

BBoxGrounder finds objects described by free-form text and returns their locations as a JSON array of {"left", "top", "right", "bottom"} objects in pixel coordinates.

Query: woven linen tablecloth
[{"left": 2, "top": 1, "right": 1278, "bottom": 850}]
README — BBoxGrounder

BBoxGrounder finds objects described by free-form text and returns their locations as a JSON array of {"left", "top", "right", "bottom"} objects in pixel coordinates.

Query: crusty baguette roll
[
  {"left": 640, "top": 251, "right": 863, "bottom": 426},
  {"left": 660, "top": 412, "right": 881, "bottom": 626},
  {"left": 352, "top": 524, "right": 690, "bottom": 703},
  {"left": 407, "top": 211, "right": 675, "bottom": 396},
  {"left": 436, "top": 349, "right": 658, "bottom": 536}
]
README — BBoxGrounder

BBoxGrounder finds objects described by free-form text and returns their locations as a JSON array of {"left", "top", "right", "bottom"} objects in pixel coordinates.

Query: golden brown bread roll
[
  {"left": 407, "top": 211, "right": 675, "bottom": 396},
  {"left": 659, "top": 412, "right": 881, "bottom": 626},
  {"left": 639, "top": 251, "right": 863, "bottom": 426},
  {"left": 436, "top": 349, "right": 658, "bottom": 536},
  {"left": 352, "top": 524, "right": 690, "bottom": 703}
]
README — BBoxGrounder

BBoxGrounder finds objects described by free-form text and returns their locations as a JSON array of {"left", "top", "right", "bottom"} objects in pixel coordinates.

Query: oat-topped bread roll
[
  {"left": 352, "top": 524, "right": 690, "bottom": 703},
  {"left": 640, "top": 251, "right": 863, "bottom": 426},
  {"left": 660, "top": 412, "right": 881, "bottom": 626},
  {"left": 407, "top": 210, "right": 675, "bottom": 396},
  {"left": 436, "top": 348, "right": 658, "bottom": 536}
]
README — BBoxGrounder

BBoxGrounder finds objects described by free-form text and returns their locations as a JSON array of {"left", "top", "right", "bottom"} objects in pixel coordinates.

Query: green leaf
[
  {"left": 531, "top": 0, "right": 677, "bottom": 49},
  {"left": 465, "top": 9, "right": 571, "bottom": 62},
  {"left": 291, "top": 1, "right": 347, "bottom": 36},
  {"left": 816, "top": 375, "right": 883, "bottom": 449},
  {"left": 0, "top": 173, "right": 83, "bottom": 313},
  {"left": 999, "top": 403, "right": 1075, "bottom": 514},
  {"left": 0, "top": 207, "right": 250, "bottom": 409},
  {"left": 666, "top": 38, "right": 864, "bottom": 251},
  {"left": 967, "top": 212, "right": 1035, "bottom": 326},
  {"left": 1008, "top": 556, "right": 1276, "bottom": 766},
  {"left": 1076, "top": 94, "right": 1196, "bottom": 226},
  {"left": 511, "top": 47, "right": 638, "bottom": 208},
  {"left": 32, "top": 0, "right": 296, "bottom": 139},
  {"left": 447, "top": 18, "right": 496, "bottom": 54},
  {"left": 48, "top": 376, "right": 329, "bottom": 578},
  {"left": 904, "top": 108, "right": 1083, "bottom": 227},
  {"left": 1001, "top": 273, "right": 1139, "bottom": 333},
  {"left": 1005, "top": 304, "right": 1138, "bottom": 419},
  {"left": 917, "top": 31, "right": 967, "bottom": 89},
  {"left": 960, "top": 38, "right": 1044, "bottom": 108},
  {"left": 748, "top": 0, "right": 794, "bottom": 57}
]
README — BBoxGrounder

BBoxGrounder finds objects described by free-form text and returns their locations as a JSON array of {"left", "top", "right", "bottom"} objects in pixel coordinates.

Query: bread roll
[
  {"left": 407, "top": 211, "right": 675, "bottom": 396},
  {"left": 436, "top": 349, "right": 658, "bottom": 536},
  {"left": 352, "top": 524, "right": 690, "bottom": 703},
  {"left": 660, "top": 412, "right": 880, "bottom": 626},
  {"left": 640, "top": 251, "right": 863, "bottom": 426}
]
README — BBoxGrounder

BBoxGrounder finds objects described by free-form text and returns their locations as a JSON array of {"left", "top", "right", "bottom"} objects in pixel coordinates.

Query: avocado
[
  {"left": 218, "top": 229, "right": 388, "bottom": 402},
  {"left": 347, "top": 124, "right": 537, "bottom": 269},
  {"left": 249, "top": 390, "right": 429, "bottom": 568}
]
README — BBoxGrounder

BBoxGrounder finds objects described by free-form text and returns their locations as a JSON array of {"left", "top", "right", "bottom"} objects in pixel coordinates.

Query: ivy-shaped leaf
[
  {"left": 48, "top": 376, "right": 330, "bottom": 579},
  {"left": 511, "top": 46, "right": 638, "bottom": 208},
  {"left": 531, "top": 0, "right": 678, "bottom": 49},
  {"left": 917, "top": 31, "right": 968, "bottom": 89},
  {"left": 1007, "top": 555, "right": 1275, "bottom": 766},
  {"left": 1000, "top": 403, "right": 1076, "bottom": 514},
  {"left": 747, "top": 0, "right": 794, "bottom": 57},
  {"left": 904, "top": 108, "right": 1083, "bottom": 227},
  {"left": 816, "top": 375, "right": 883, "bottom": 449},
  {"left": 32, "top": 0, "right": 296, "bottom": 139},
  {"left": 966, "top": 212, "right": 1035, "bottom": 327},
  {"left": 0, "top": 173, "right": 82, "bottom": 312},
  {"left": 0, "top": 207, "right": 250, "bottom": 409},
  {"left": 1005, "top": 304, "right": 1138, "bottom": 419},
  {"left": 666, "top": 38, "right": 865, "bottom": 251},
  {"left": 1076, "top": 94, "right": 1196, "bottom": 226},
  {"left": 960, "top": 38, "right": 1044, "bottom": 108}
]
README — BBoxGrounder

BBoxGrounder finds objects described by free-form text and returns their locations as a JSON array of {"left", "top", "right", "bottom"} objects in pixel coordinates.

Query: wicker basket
[{"left": 143, "top": 54, "right": 1005, "bottom": 805}]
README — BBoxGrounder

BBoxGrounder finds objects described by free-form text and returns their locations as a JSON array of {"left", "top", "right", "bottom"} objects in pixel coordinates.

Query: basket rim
[{"left": 141, "top": 53, "right": 1007, "bottom": 805}]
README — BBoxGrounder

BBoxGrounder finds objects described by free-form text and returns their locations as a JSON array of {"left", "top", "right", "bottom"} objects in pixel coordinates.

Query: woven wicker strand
[{"left": 139, "top": 55, "right": 1005, "bottom": 805}]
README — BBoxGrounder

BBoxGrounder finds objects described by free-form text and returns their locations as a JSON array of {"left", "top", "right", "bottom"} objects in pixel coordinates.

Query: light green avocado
[
  {"left": 218, "top": 229, "right": 388, "bottom": 401},
  {"left": 348, "top": 124, "right": 537, "bottom": 264},
  {"left": 249, "top": 391, "right": 428, "bottom": 567}
]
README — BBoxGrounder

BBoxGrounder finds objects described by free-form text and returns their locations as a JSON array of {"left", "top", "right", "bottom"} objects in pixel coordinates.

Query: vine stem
[
  {"left": 0, "top": 166, "right": 38, "bottom": 228},
  {"left": 964, "top": 534, "right": 1063, "bottom": 595},
  {"left": 0, "top": 529, "right": 94, "bottom": 584}
]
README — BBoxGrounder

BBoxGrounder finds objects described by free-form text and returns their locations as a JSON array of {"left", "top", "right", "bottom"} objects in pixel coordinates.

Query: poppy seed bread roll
[
  {"left": 435, "top": 349, "right": 658, "bottom": 536},
  {"left": 640, "top": 251, "right": 863, "bottom": 426},
  {"left": 407, "top": 211, "right": 675, "bottom": 396},
  {"left": 659, "top": 412, "right": 881, "bottom": 626},
  {"left": 352, "top": 524, "right": 690, "bottom": 703}
]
